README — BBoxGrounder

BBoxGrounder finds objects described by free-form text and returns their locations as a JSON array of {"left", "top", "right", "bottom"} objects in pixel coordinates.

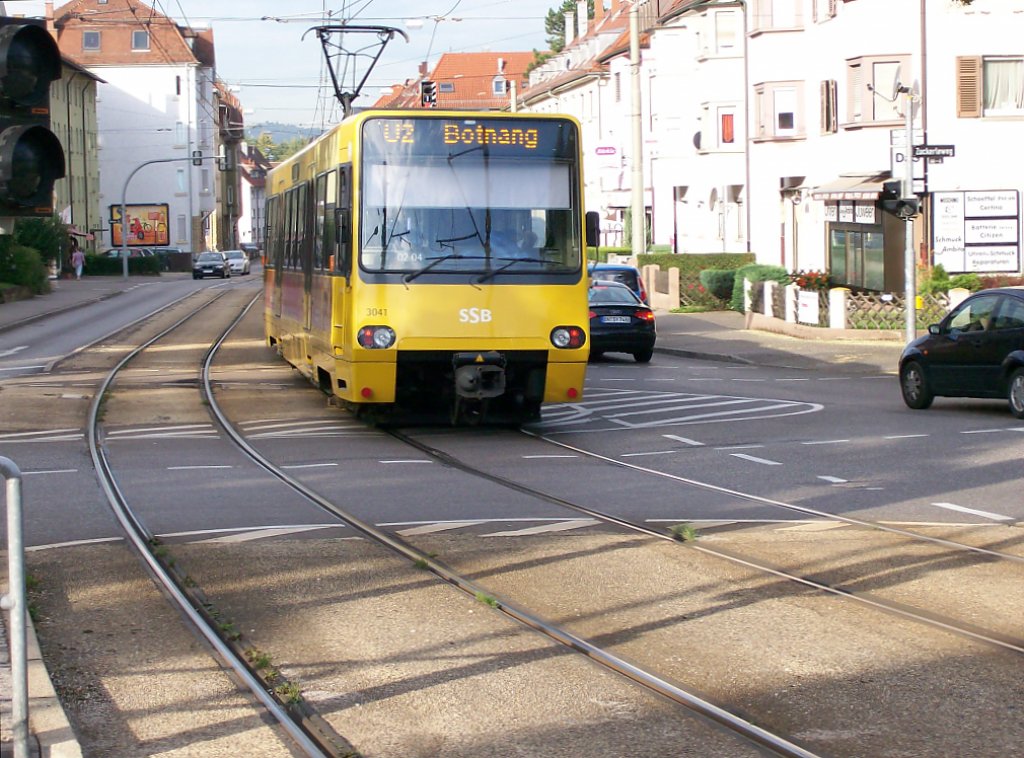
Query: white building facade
[{"left": 521, "top": 0, "right": 1023, "bottom": 289}]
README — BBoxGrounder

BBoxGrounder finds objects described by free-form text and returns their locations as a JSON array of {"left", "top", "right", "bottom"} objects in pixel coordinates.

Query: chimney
[
  {"left": 497, "top": 57, "right": 505, "bottom": 74},
  {"left": 595, "top": 1, "right": 605, "bottom": 24},
  {"left": 611, "top": 0, "right": 623, "bottom": 15},
  {"left": 418, "top": 61, "right": 428, "bottom": 76},
  {"left": 577, "top": 1, "right": 587, "bottom": 39},
  {"left": 45, "top": 2, "right": 56, "bottom": 33},
  {"left": 564, "top": 12, "right": 575, "bottom": 46}
]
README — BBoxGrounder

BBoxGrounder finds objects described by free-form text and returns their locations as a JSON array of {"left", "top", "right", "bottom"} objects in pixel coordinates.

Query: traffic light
[
  {"left": 420, "top": 80, "right": 437, "bottom": 108},
  {"left": 880, "top": 179, "right": 920, "bottom": 219},
  {"left": 0, "top": 18, "right": 65, "bottom": 218}
]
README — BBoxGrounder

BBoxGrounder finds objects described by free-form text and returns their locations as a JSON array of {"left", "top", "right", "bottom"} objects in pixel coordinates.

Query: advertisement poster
[{"left": 110, "top": 204, "right": 170, "bottom": 246}]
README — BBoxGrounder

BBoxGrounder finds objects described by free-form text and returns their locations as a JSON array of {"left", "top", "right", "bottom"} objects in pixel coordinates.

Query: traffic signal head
[
  {"left": 0, "top": 18, "right": 66, "bottom": 218},
  {"left": 420, "top": 80, "right": 437, "bottom": 108},
  {"left": 880, "top": 179, "right": 919, "bottom": 219}
]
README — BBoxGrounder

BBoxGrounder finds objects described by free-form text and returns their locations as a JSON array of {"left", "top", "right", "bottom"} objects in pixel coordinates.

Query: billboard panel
[{"left": 110, "top": 204, "right": 170, "bottom": 246}]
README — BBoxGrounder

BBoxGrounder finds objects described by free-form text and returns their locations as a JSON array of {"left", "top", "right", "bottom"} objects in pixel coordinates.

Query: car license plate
[{"left": 601, "top": 315, "right": 631, "bottom": 324}]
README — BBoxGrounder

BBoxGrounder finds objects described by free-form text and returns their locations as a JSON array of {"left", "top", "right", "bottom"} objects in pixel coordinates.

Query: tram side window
[
  {"left": 321, "top": 169, "right": 338, "bottom": 272},
  {"left": 264, "top": 196, "right": 279, "bottom": 269},
  {"left": 336, "top": 167, "right": 351, "bottom": 274},
  {"left": 285, "top": 190, "right": 297, "bottom": 270},
  {"left": 314, "top": 173, "right": 328, "bottom": 271}
]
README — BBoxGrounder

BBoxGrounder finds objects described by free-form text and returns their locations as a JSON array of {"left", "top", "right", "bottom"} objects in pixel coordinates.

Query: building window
[
  {"left": 821, "top": 79, "right": 838, "bottom": 133},
  {"left": 614, "top": 72, "right": 621, "bottom": 103},
  {"left": 957, "top": 56, "right": 1024, "bottom": 117},
  {"left": 846, "top": 55, "right": 909, "bottom": 126},
  {"left": 132, "top": 30, "right": 150, "bottom": 51},
  {"left": 714, "top": 10, "right": 738, "bottom": 53},
  {"left": 439, "top": 82, "right": 455, "bottom": 93},
  {"left": 176, "top": 168, "right": 186, "bottom": 192},
  {"left": 177, "top": 214, "right": 187, "bottom": 243},
  {"left": 813, "top": 0, "right": 837, "bottom": 23},
  {"left": 82, "top": 31, "right": 100, "bottom": 51},
  {"left": 201, "top": 169, "right": 211, "bottom": 193},
  {"left": 750, "top": 0, "right": 802, "bottom": 33},
  {"left": 755, "top": 82, "right": 804, "bottom": 139},
  {"left": 492, "top": 77, "right": 506, "bottom": 96},
  {"left": 719, "top": 108, "right": 736, "bottom": 146}
]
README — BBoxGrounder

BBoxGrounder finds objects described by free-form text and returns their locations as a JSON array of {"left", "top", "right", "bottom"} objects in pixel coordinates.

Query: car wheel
[
  {"left": 1008, "top": 367, "right": 1024, "bottom": 419},
  {"left": 633, "top": 349, "right": 653, "bottom": 363},
  {"left": 900, "top": 360, "right": 933, "bottom": 410},
  {"left": 193, "top": 273, "right": 200, "bottom": 279}
]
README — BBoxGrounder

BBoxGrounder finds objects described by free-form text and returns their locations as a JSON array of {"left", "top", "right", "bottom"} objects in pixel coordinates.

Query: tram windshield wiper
[
  {"left": 403, "top": 254, "right": 460, "bottom": 283},
  {"left": 474, "top": 256, "right": 547, "bottom": 284}
]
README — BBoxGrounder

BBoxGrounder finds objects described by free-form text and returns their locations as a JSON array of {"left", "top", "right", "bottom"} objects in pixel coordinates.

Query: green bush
[
  {"left": 948, "top": 273, "right": 982, "bottom": 292},
  {"left": 729, "top": 263, "right": 789, "bottom": 312},
  {"left": 699, "top": 269, "right": 736, "bottom": 300},
  {"left": 85, "top": 253, "right": 162, "bottom": 276},
  {"left": 0, "top": 237, "right": 50, "bottom": 294},
  {"left": 637, "top": 252, "right": 755, "bottom": 279},
  {"left": 14, "top": 216, "right": 67, "bottom": 269}
]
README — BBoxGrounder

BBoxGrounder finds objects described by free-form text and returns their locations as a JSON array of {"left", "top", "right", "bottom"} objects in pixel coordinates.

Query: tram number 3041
[{"left": 459, "top": 308, "right": 493, "bottom": 324}]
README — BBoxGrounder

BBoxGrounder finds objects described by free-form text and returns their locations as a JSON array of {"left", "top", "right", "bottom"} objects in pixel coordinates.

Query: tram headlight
[
  {"left": 357, "top": 325, "right": 396, "bottom": 349},
  {"left": 550, "top": 326, "right": 586, "bottom": 349}
]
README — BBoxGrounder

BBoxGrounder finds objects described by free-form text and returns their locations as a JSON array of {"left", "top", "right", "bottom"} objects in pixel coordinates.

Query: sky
[{"left": 5, "top": 0, "right": 564, "bottom": 131}]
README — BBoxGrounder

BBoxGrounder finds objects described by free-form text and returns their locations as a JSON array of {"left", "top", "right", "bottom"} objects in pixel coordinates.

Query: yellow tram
[{"left": 264, "top": 110, "right": 592, "bottom": 424}]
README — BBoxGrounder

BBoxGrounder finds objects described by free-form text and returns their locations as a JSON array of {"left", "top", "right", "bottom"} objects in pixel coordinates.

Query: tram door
[
  {"left": 271, "top": 195, "right": 285, "bottom": 320},
  {"left": 302, "top": 180, "right": 314, "bottom": 333}
]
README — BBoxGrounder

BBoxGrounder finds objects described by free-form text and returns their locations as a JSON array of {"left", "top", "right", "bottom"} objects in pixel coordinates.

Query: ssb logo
[{"left": 459, "top": 307, "right": 492, "bottom": 324}]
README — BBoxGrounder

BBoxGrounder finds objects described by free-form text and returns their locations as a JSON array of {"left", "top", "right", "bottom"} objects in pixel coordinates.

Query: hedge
[
  {"left": 0, "top": 237, "right": 50, "bottom": 294},
  {"left": 84, "top": 253, "right": 162, "bottom": 276},
  {"left": 637, "top": 252, "right": 756, "bottom": 279},
  {"left": 729, "top": 263, "right": 789, "bottom": 312},
  {"left": 699, "top": 269, "right": 736, "bottom": 300}
]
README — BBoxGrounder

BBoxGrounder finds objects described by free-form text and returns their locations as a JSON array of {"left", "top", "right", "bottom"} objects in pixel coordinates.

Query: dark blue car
[
  {"left": 899, "top": 286, "right": 1024, "bottom": 418},
  {"left": 589, "top": 262, "right": 648, "bottom": 304}
]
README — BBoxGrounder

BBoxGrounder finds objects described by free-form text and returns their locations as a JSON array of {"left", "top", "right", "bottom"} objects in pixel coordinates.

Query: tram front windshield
[{"left": 360, "top": 117, "right": 582, "bottom": 275}]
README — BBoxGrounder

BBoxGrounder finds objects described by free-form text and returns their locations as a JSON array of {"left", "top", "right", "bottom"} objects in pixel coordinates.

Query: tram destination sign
[{"left": 913, "top": 144, "right": 955, "bottom": 159}]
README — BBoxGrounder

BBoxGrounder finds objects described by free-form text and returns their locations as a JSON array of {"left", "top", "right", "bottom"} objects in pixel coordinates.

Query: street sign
[{"left": 913, "top": 144, "right": 955, "bottom": 159}]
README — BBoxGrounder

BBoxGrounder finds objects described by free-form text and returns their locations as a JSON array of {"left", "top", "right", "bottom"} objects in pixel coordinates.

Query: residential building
[
  {"left": 47, "top": 0, "right": 241, "bottom": 253},
  {"left": 517, "top": 0, "right": 1023, "bottom": 290},
  {"left": 49, "top": 55, "right": 104, "bottom": 250},
  {"left": 237, "top": 142, "right": 273, "bottom": 252},
  {"left": 373, "top": 51, "right": 534, "bottom": 111}
]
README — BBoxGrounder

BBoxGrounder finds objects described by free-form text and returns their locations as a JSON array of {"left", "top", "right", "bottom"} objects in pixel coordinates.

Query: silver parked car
[{"left": 223, "top": 249, "right": 251, "bottom": 275}]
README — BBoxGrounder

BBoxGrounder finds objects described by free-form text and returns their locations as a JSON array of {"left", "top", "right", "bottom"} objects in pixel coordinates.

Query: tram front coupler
[{"left": 452, "top": 351, "right": 507, "bottom": 399}]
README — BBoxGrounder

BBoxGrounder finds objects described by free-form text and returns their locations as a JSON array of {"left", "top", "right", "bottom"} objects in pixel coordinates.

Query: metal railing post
[{"left": 0, "top": 456, "right": 28, "bottom": 758}]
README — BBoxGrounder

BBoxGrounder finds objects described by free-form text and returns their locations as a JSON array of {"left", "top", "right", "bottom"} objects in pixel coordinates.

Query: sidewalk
[{"left": 0, "top": 276, "right": 144, "bottom": 334}]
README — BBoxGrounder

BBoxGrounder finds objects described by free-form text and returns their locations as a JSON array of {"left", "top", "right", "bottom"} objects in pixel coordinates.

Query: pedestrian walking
[{"left": 70, "top": 238, "right": 86, "bottom": 280}]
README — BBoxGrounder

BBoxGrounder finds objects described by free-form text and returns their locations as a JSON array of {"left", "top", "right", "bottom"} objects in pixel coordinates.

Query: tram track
[
  {"left": 196, "top": 299, "right": 1024, "bottom": 756},
  {"left": 50, "top": 291, "right": 1022, "bottom": 756}
]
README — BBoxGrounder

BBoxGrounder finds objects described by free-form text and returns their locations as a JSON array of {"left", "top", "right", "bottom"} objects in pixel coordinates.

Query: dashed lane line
[
  {"left": 729, "top": 453, "right": 783, "bottom": 466},
  {"left": 930, "top": 502, "right": 1016, "bottom": 524},
  {"left": 817, "top": 476, "right": 849, "bottom": 484}
]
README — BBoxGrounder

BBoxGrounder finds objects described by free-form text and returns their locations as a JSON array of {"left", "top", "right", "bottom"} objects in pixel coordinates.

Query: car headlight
[
  {"left": 550, "top": 326, "right": 586, "bottom": 349},
  {"left": 357, "top": 325, "right": 396, "bottom": 349}
]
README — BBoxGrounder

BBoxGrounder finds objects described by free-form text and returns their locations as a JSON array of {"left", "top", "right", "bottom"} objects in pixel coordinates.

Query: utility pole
[
  {"left": 629, "top": 2, "right": 644, "bottom": 258},
  {"left": 900, "top": 84, "right": 917, "bottom": 343}
]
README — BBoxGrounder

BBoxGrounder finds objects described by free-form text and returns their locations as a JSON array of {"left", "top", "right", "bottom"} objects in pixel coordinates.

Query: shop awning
[{"left": 811, "top": 173, "right": 891, "bottom": 201}]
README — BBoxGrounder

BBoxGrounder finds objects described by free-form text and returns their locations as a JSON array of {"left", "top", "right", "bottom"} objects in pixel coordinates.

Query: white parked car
[{"left": 223, "top": 249, "right": 251, "bottom": 275}]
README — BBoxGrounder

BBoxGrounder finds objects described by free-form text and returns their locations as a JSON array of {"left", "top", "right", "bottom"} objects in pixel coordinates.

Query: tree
[
  {"left": 14, "top": 215, "right": 68, "bottom": 268},
  {"left": 545, "top": 0, "right": 594, "bottom": 53}
]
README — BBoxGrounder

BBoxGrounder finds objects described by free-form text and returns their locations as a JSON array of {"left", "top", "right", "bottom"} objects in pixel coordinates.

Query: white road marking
[
  {"left": 663, "top": 434, "right": 704, "bottom": 446},
  {"left": 167, "top": 465, "right": 233, "bottom": 470},
  {"left": 0, "top": 345, "right": 28, "bottom": 358},
  {"left": 398, "top": 521, "right": 487, "bottom": 536},
  {"left": 26, "top": 537, "right": 122, "bottom": 551},
  {"left": 817, "top": 475, "right": 848, "bottom": 484},
  {"left": 108, "top": 424, "right": 214, "bottom": 435},
  {"left": 22, "top": 469, "right": 78, "bottom": 476},
  {"left": 521, "top": 454, "right": 579, "bottom": 459},
  {"left": 802, "top": 439, "right": 850, "bottom": 446},
  {"left": 380, "top": 459, "right": 432, "bottom": 464},
  {"left": 730, "top": 453, "right": 783, "bottom": 466},
  {"left": 620, "top": 450, "right": 677, "bottom": 457},
  {"left": 884, "top": 434, "right": 929, "bottom": 440},
  {"left": 960, "top": 428, "right": 1007, "bottom": 435},
  {"left": 778, "top": 522, "right": 848, "bottom": 532},
  {"left": 715, "top": 444, "right": 764, "bottom": 450},
  {"left": 0, "top": 428, "right": 79, "bottom": 439},
  {"left": 0, "top": 365, "right": 46, "bottom": 372},
  {"left": 774, "top": 378, "right": 811, "bottom": 382},
  {"left": 482, "top": 519, "right": 599, "bottom": 537},
  {"left": 280, "top": 462, "right": 339, "bottom": 469},
  {"left": 203, "top": 526, "right": 336, "bottom": 543},
  {"left": 930, "top": 502, "right": 1016, "bottom": 523}
]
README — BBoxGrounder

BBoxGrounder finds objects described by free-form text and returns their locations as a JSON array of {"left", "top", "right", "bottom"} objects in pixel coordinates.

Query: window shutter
[
  {"left": 820, "top": 79, "right": 837, "bottom": 133},
  {"left": 956, "top": 56, "right": 982, "bottom": 118}
]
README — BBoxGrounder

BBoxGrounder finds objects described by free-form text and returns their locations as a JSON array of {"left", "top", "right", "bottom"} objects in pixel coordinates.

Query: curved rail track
[{"left": 79, "top": 290, "right": 1024, "bottom": 757}]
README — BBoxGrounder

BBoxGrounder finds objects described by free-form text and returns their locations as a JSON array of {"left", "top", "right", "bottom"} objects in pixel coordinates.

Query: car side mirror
[{"left": 928, "top": 324, "right": 941, "bottom": 336}]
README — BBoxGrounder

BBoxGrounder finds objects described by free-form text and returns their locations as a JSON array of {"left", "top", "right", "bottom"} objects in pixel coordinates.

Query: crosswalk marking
[{"left": 930, "top": 502, "right": 1015, "bottom": 523}]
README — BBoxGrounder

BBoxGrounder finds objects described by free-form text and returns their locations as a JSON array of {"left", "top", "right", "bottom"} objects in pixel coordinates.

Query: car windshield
[
  {"left": 592, "top": 270, "right": 638, "bottom": 288},
  {"left": 225, "top": 251, "right": 244, "bottom": 259},
  {"left": 590, "top": 284, "right": 640, "bottom": 304},
  {"left": 197, "top": 253, "right": 222, "bottom": 263}
]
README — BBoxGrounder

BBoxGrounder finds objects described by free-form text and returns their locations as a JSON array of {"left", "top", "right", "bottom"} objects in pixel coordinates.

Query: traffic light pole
[
  {"left": 118, "top": 155, "right": 208, "bottom": 279},
  {"left": 901, "top": 86, "right": 916, "bottom": 344}
]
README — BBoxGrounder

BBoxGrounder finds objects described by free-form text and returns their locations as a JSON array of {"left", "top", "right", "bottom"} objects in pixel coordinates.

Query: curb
[{"left": 1, "top": 596, "right": 82, "bottom": 758}]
